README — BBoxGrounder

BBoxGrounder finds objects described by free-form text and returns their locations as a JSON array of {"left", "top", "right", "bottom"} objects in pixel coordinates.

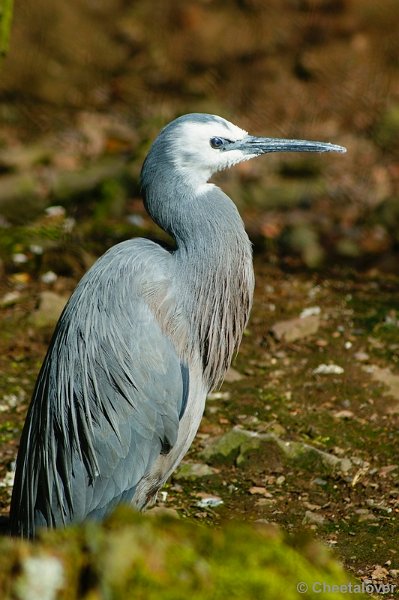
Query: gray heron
[{"left": 10, "top": 113, "right": 346, "bottom": 537}]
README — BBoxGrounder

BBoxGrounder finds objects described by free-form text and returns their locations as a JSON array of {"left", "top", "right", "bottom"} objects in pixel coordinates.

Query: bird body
[{"left": 10, "top": 113, "right": 345, "bottom": 536}]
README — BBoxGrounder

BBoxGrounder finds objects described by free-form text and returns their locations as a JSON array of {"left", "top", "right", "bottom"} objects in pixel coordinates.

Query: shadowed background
[{"left": 0, "top": 0, "right": 398, "bottom": 270}]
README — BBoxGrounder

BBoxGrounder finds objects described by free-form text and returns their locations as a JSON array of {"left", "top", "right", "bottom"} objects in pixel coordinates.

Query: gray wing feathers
[{"left": 10, "top": 239, "right": 186, "bottom": 537}]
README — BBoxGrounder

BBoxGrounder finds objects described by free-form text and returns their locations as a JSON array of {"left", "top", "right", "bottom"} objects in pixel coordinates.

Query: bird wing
[{"left": 10, "top": 239, "right": 188, "bottom": 537}]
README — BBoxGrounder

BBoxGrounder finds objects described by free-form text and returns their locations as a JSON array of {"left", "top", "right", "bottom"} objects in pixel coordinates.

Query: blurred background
[{"left": 0, "top": 0, "right": 398, "bottom": 275}]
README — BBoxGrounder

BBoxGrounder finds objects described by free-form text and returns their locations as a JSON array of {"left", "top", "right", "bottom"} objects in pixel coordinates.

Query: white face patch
[{"left": 170, "top": 116, "right": 250, "bottom": 183}]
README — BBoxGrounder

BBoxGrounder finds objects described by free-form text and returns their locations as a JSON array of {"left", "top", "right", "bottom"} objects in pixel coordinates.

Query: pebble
[
  {"left": 41, "top": 271, "right": 58, "bottom": 284},
  {"left": 224, "top": 367, "right": 244, "bottom": 383},
  {"left": 29, "top": 291, "right": 69, "bottom": 328},
  {"left": 196, "top": 496, "right": 224, "bottom": 509},
  {"left": 12, "top": 253, "right": 28, "bottom": 264},
  {"left": 174, "top": 462, "right": 217, "bottom": 481},
  {"left": 0, "top": 471, "right": 15, "bottom": 488},
  {"left": 300, "top": 306, "right": 321, "bottom": 318},
  {"left": 333, "top": 410, "right": 354, "bottom": 420},
  {"left": 354, "top": 351, "right": 370, "bottom": 362},
  {"left": 313, "top": 364, "right": 344, "bottom": 375},
  {"left": 312, "top": 477, "right": 328, "bottom": 487},
  {"left": 248, "top": 486, "right": 272, "bottom": 497},
  {"left": 302, "top": 510, "right": 325, "bottom": 526},
  {"left": 207, "top": 391, "right": 231, "bottom": 401},
  {"left": 45, "top": 205, "right": 65, "bottom": 218},
  {"left": 0, "top": 291, "right": 21, "bottom": 307},
  {"left": 271, "top": 315, "right": 320, "bottom": 342}
]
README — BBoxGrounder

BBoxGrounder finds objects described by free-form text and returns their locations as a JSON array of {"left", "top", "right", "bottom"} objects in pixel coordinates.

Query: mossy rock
[
  {"left": 199, "top": 428, "right": 263, "bottom": 465},
  {"left": 173, "top": 461, "right": 218, "bottom": 481},
  {"left": 0, "top": 507, "right": 367, "bottom": 599},
  {"left": 200, "top": 428, "right": 352, "bottom": 475}
]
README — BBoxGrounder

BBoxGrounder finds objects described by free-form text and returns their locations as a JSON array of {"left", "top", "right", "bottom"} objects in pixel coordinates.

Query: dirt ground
[{"left": 0, "top": 255, "right": 398, "bottom": 595}]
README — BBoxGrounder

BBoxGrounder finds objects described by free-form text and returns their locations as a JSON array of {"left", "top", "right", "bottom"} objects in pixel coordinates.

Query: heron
[{"left": 10, "top": 113, "right": 346, "bottom": 537}]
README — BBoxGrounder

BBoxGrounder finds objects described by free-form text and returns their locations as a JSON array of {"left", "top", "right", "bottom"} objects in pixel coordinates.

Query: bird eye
[{"left": 210, "top": 137, "right": 224, "bottom": 149}]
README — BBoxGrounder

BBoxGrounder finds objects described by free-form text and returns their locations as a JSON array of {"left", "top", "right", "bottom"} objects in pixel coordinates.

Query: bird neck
[{"left": 142, "top": 173, "right": 254, "bottom": 391}]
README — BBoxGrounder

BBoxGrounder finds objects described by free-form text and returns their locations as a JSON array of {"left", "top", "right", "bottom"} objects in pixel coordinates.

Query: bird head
[{"left": 153, "top": 113, "right": 346, "bottom": 185}]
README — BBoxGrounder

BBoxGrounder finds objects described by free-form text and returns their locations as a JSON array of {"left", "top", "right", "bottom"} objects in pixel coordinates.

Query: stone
[
  {"left": 371, "top": 565, "right": 389, "bottom": 580},
  {"left": 224, "top": 367, "right": 244, "bottom": 383},
  {"left": 313, "top": 364, "right": 344, "bottom": 375},
  {"left": 302, "top": 510, "right": 325, "bottom": 526},
  {"left": 200, "top": 428, "right": 263, "bottom": 465},
  {"left": 173, "top": 462, "right": 217, "bottom": 481},
  {"left": 29, "top": 291, "right": 69, "bottom": 329},
  {"left": 15, "top": 555, "right": 64, "bottom": 600},
  {"left": 196, "top": 496, "right": 224, "bottom": 509},
  {"left": 271, "top": 315, "right": 320, "bottom": 343},
  {"left": 0, "top": 291, "right": 22, "bottom": 307},
  {"left": 147, "top": 507, "right": 179, "bottom": 519},
  {"left": 248, "top": 487, "right": 272, "bottom": 497},
  {"left": 363, "top": 365, "right": 399, "bottom": 413},
  {"left": 201, "top": 427, "right": 353, "bottom": 475},
  {"left": 333, "top": 410, "right": 354, "bottom": 420}
]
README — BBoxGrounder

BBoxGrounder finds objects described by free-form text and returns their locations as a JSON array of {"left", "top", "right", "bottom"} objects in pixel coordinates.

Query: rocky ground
[
  {"left": 0, "top": 245, "right": 398, "bottom": 596},
  {"left": 171, "top": 260, "right": 399, "bottom": 589}
]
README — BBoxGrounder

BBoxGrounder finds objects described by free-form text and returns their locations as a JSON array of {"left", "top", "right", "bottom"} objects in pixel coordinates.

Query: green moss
[
  {"left": 0, "top": 508, "right": 367, "bottom": 599},
  {"left": 0, "top": 420, "right": 17, "bottom": 444}
]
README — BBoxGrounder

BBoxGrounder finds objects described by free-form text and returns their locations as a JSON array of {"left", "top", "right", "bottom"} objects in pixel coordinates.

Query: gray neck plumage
[{"left": 141, "top": 156, "right": 254, "bottom": 391}]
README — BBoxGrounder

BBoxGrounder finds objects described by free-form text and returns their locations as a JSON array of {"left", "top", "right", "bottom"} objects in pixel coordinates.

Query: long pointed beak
[{"left": 233, "top": 135, "right": 346, "bottom": 155}]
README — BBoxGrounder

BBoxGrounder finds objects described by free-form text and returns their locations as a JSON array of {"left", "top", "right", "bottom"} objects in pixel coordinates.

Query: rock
[
  {"left": 201, "top": 427, "right": 353, "bottom": 475},
  {"left": 200, "top": 428, "right": 263, "bottom": 465},
  {"left": 41, "top": 271, "right": 58, "bottom": 284},
  {"left": 147, "top": 507, "right": 179, "bottom": 519},
  {"left": 224, "top": 367, "right": 244, "bottom": 383},
  {"left": 0, "top": 291, "right": 22, "bottom": 307},
  {"left": 29, "top": 291, "right": 69, "bottom": 329},
  {"left": 358, "top": 512, "right": 377, "bottom": 523},
  {"left": 313, "top": 364, "right": 344, "bottom": 375},
  {"left": 354, "top": 352, "right": 370, "bottom": 362},
  {"left": 300, "top": 306, "right": 321, "bottom": 318},
  {"left": 12, "top": 252, "right": 28, "bottom": 265},
  {"left": 207, "top": 391, "right": 231, "bottom": 401},
  {"left": 0, "top": 471, "right": 15, "bottom": 490},
  {"left": 338, "top": 458, "right": 353, "bottom": 473},
  {"left": 15, "top": 555, "right": 64, "bottom": 600},
  {"left": 173, "top": 462, "right": 217, "bottom": 481},
  {"left": 248, "top": 487, "right": 272, "bottom": 497},
  {"left": 371, "top": 564, "right": 389, "bottom": 580},
  {"left": 378, "top": 465, "right": 398, "bottom": 477},
  {"left": 275, "top": 437, "right": 352, "bottom": 474},
  {"left": 312, "top": 478, "right": 328, "bottom": 487},
  {"left": 333, "top": 410, "right": 354, "bottom": 420},
  {"left": 271, "top": 314, "right": 320, "bottom": 342},
  {"left": 363, "top": 365, "right": 399, "bottom": 412},
  {"left": 302, "top": 510, "right": 325, "bottom": 526},
  {"left": 196, "top": 495, "right": 224, "bottom": 509}
]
